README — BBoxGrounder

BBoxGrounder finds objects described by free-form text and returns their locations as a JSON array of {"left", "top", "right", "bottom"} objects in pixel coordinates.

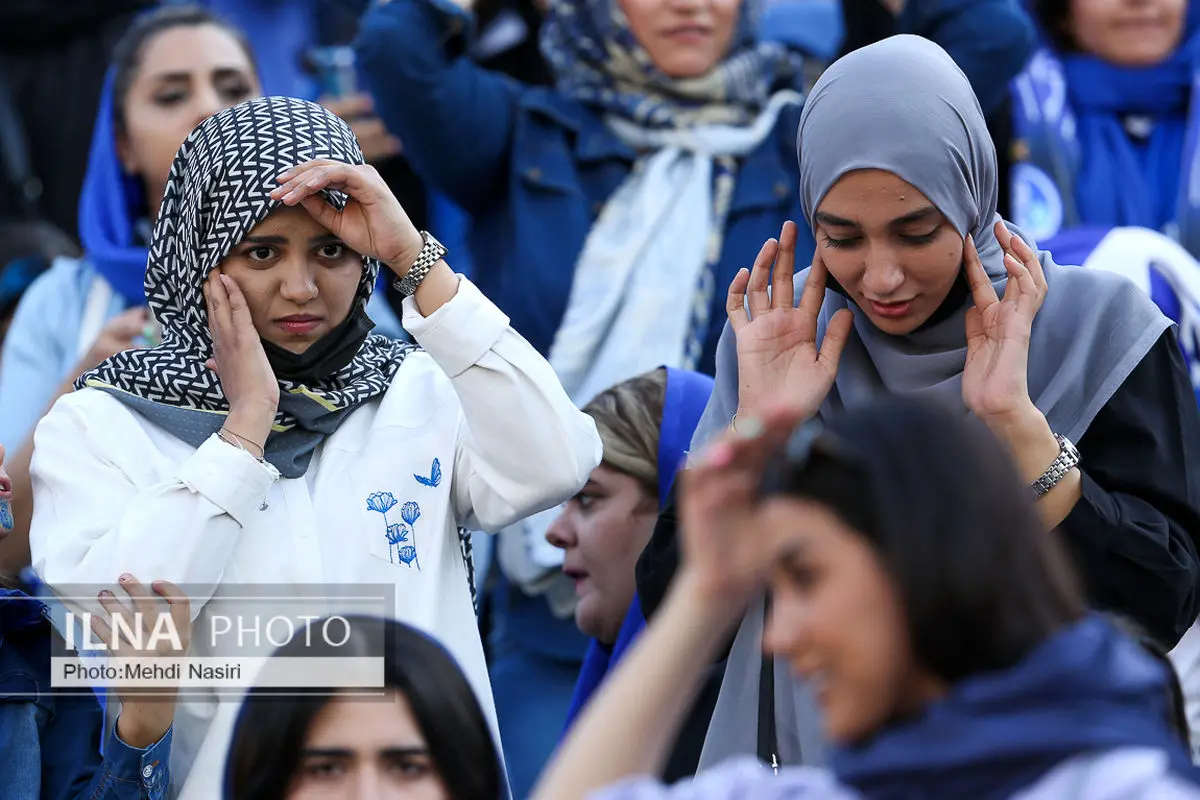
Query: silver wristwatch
[
  {"left": 1031, "top": 434, "right": 1080, "bottom": 499},
  {"left": 393, "top": 231, "right": 447, "bottom": 296}
]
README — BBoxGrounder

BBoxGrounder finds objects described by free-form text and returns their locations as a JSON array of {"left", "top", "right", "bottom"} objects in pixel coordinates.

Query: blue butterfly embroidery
[{"left": 414, "top": 458, "right": 442, "bottom": 488}]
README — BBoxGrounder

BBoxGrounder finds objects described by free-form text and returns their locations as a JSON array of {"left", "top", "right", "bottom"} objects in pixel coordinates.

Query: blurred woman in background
[
  {"left": 1010, "top": 0, "right": 1200, "bottom": 408},
  {"left": 546, "top": 366, "right": 713, "bottom": 782},
  {"left": 226, "top": 617, "right": 502, "bottom": 800}
]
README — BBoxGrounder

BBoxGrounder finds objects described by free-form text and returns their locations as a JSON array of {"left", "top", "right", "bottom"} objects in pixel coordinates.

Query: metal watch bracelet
[
  {"left": 393, "top": 231, "right": 447, "bottom": 297},
  {"left": 1030, "top": 433, "right": 1080, "bottom": 499}
]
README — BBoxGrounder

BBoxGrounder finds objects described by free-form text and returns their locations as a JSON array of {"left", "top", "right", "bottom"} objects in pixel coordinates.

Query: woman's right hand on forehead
[
  {"left": 727, "top": 221, "right": 854, "bottom": 422},
  {"left": 203, "top": 271, "right": 279, "bottom": 443}
]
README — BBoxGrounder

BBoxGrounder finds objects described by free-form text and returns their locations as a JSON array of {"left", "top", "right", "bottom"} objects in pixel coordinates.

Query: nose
[
  {"left": 278, "top": 258, "right": 319, "bottom": 304},
  {"left": 762, "top": 593, "right": 809, "bottom": 661},
  {"left": 860, "top": 244, "right": 907, "bottom": 299},
  {"left": 545, "top": 508, "right": 577, "bottom": 551},
  {"left": 190, "top": 85, "right": 229, "bottom": 131}
]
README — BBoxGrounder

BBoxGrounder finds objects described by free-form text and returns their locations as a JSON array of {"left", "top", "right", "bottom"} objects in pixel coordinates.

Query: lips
[
  {"left": 0, "top": 472, "right": 12, "bottom": 501},
  {"left": 275, "top": 315, "right": 323, "bottom": 335},
  {"left": 867, "top": 299, "right": 914, "bottom": 319},
  {"left": 563, "top": 567, "right": 589, "bottom": 591},
  {"left": 663, "top": 25, "right": 711, "bottom": 40}
]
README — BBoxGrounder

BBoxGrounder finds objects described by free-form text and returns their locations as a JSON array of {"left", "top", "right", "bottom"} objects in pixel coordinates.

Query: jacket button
[
  {"left": 774, "top": 182, "right": 789, "bottom": 198},
  {"left": 525, "top": 167, "right": 542, "bottom": 181}
]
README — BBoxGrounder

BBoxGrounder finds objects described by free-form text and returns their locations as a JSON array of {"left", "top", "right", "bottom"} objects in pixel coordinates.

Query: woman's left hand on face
[
  {"left": 961, "top": 220, "right": 1048, "bottom": 423},
  {"left": 271, "top": 159, "right": 424, "bottom": 277}
]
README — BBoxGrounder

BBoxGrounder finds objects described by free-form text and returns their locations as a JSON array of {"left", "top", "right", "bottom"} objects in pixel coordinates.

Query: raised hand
[
  {"left": 79, "top": 306, "right": 151, "bottom": 372},
  {"left": 962, "top": 221, "right": 1048, "bottom": 424},
  {"left": 729, "top": 221, "right": 854, "bottom": 420},
  {"left": 91, "top": 577, "right": 192, "bottom": 747},
  {"left": 677, "top": 404, "right": 807, "bottom": 618},
  {"left": 204, "top": 271, "right": 278, "bottom": 450},
  {"left": 271, "top": 160, "right": 424, "bottom": 279},
  {"left": 319, "top": 94, "right": 403, "bottom": 164}
]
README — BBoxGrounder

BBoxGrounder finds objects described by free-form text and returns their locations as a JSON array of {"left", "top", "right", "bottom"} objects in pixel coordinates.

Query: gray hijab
[{"left": 693, "top": 35, "right": 1170, "bottom": 771}]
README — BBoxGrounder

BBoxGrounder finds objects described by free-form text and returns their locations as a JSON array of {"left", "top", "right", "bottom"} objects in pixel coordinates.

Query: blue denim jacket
[
  {"left": 357, "top": 0, "right": 815, "bottom": 377},
  {"left": 0, "top": 591, "right": 171, "bottom": 800}
]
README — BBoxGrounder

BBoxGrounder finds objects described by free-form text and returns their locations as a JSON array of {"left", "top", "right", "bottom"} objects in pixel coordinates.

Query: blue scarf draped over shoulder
[
  {"left": 834, "top": 615, "right": 1199, "bottom": 799},
  {"left": 561, "top": 367, "right": 714, "bottom": 730}
]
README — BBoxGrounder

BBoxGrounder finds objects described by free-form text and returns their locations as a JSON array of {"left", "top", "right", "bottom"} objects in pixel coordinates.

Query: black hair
[
  {"left": 1107, "top": 613, "right": 1192, "bottom": 747},
  {"left": 225, "top": 616, "right": 502, "bottom": 800},
  {"left": 109, "top": 4, "right": 257, "bottom": 133},
  {"left": 1031, "top": 0, "right": 1077, "bottom": 52},
  {"left": 770, "top": 395, "right": 1087, "bottom": 683}
]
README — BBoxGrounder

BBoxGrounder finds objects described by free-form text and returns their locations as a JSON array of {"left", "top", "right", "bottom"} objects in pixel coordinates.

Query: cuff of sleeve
[
  {"left": 177, "top": 435, "right": 279, "bottom": 526},
  {"left": 106, "top": 722, "right": 173, "bottom": 800},
  {"left": 401, "top": 276, "right": 509, "bottom": 378},
  {"left": 1059, "top": 470, "right": 1116, "bottom": 554}
]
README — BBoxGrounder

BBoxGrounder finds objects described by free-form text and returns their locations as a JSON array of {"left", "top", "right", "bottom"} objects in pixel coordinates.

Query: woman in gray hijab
[{"left": 631, "top": 33, "right": 1200, "bottom": 776}]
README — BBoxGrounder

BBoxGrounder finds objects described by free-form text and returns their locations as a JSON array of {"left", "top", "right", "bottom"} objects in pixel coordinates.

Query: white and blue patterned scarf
[{"left": 541, "top": 0, "right": 804, "bottom": 128}]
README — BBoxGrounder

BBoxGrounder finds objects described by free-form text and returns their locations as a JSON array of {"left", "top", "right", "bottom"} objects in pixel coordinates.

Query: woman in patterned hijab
[
  {"left": 78, "top": 95, "right": 415, "bottom": 478},
  {"left": 28, "top": 95, "right": 600, "bottom": 797}
]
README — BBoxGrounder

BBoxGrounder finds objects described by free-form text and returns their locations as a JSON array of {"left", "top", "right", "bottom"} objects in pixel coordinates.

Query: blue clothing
[
  {"left": 356, "top": 0, "right": 814, "bottom": 377},
  {"left": 563, "top": 368, "right": 714, "bottom": 730},
  {"left": 898, "top": 0, "right": 1035, "bottom": 116},
  {"left": 833, "top": 615, "right": 1198, "bottom": 799},
  {"left": 1011, "top": 2, "right": 1200, "bottom": 256},
  {"left": 0, "top": 589, "right": 172, "bottom": 800}
]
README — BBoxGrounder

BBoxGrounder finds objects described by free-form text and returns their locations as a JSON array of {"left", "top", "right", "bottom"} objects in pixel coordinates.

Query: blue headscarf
[
  {"left": 834, "top": 615, "right": 1198, "bottom": 799},
  {"left": 562, "top": 367, "right": 714, "bottom": 730},
  {"left": 1061, "top": 2, "right": 1200, "bottom": 232},
  {"left": 77, "top": 70, "right": 151, "bottom": 308},
  {"left": 539, "top": 0, "right": 803, "bottom": 128}
]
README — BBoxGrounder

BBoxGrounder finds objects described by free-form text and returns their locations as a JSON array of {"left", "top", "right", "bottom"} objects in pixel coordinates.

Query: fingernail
[
  {"left": 99, "top": 590, "right": 112, "bottom": 598},
  {"left": 734, "top": 416, "right": 765, "bottom": 439},
  {"left": 119, "top": 573, "right": 131, "bottom": 583}
]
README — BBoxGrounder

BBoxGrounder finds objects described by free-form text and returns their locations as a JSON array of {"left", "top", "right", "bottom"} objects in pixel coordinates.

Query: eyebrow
[
  {"left": 300, "top": 747, "right": 430, "bottom": 758},
  {"left": 239, "top": 234, "right": 344, "bottom": 247},
  {"left": 815, "top": 205, "right": 940, "bottom": 229},
  {"left": 147, "top": 67, "right": 250, "bottom": 84}
]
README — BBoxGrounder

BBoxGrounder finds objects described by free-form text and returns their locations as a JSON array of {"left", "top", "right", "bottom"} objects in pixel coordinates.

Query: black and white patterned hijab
[{"left": 78, "top": 96, "right": 416, "bottom": 478}]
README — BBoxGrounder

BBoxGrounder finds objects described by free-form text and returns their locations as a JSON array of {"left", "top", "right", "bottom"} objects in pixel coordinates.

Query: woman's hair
[
  {"left": 582, "top": 368, "right": 668, "bottom": 499},
  {"left": 110, "top": 4, "right": 257, "bottom": 133},
  {"left": 1107, "top": 614, "right": 1192, "bottom": 746},
  {"left": 770, "top": 395, "right": 1087, "bottom": 683},
  {"left": 1031, "top": 0, "right": 1077, "bottom": 52},
  {"left": 225, "top": 616, "right": 501, "bottom": 800}
]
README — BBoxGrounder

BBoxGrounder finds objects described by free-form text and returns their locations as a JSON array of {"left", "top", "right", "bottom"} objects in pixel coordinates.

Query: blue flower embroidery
[
  {"left": 367, "top": 492, "right": 421, "bottom": 570},
  {"left": 366, "top": 492, "right": 398, "bottom": 515},
  {"left": 414, "top": 458, "right": 442, "bottom": 488},
  {"left": 0, "top": 499, "right": 12, "bottom": 533}
]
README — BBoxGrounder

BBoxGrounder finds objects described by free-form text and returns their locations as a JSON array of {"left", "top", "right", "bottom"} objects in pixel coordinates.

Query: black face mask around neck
[{"left": 260, "top": 303, "right": 376, "bottom": 385}]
